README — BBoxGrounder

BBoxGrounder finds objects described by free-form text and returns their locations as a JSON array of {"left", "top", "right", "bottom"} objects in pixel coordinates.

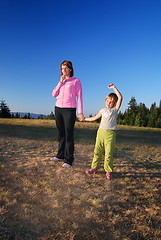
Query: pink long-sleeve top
[{"left": 52, "top": 77, "right": 83, "bottom": 114}]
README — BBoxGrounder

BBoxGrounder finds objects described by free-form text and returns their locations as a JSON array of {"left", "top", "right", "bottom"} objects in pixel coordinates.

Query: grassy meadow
[{"left": 0, "top": 119, "right": 161, "bottom": 240}]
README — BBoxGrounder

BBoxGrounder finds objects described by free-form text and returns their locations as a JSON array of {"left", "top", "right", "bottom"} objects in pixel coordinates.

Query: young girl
[{"left": 85, "top": 84, "right": 123, "bottom": 180}]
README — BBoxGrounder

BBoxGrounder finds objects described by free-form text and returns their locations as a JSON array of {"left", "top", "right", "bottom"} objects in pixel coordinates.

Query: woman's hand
[
  {"left": 78, "top": 113, "right": 85, "bottom": 122},
  {"left": 60, "top": 75, "right": 66, "bottom": 83}
]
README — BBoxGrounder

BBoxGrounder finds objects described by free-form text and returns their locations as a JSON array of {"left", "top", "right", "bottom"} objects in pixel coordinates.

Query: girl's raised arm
[{"left": 108, "top": 84, "right": 123, "bottom": 111}]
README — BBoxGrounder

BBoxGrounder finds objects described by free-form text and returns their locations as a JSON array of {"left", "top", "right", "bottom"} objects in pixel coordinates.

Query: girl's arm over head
[{"left": 108, "top": 84, "right": 123, "bottom": 111}]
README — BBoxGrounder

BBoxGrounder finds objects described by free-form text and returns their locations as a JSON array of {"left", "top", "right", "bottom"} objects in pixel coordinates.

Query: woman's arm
[
  {"left": 52, "top": 75, "right": 67, "bottom": 97},
  {"left": 76, "top": 79, "right": 84, "bottom": 116},
  {"left": 52, "top": 82, "right": 62, "bottom": 97}
]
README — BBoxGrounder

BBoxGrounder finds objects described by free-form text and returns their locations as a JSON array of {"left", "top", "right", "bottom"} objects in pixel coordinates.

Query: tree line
[
  {"left": 0, "top": 99, "right": 55, "bottom": 120},
  {"left": 0, "top": 98, "right": 161, "bottom": 128},
  {"left": 117, "top": 97, "right": 161, "bottom": 128}
]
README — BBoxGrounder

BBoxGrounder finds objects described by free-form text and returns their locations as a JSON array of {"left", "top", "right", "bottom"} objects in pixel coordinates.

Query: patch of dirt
[{"left": 1, "top": 134, "right": 161, "bottom": 240}]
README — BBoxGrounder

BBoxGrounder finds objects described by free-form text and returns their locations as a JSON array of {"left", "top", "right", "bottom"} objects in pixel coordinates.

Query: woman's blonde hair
[
  {"left": 105, "top": 93, "right": 118, "bottom": 106},
  {"left": 60, "top": 60, "right": 74, "bottom": 77}
]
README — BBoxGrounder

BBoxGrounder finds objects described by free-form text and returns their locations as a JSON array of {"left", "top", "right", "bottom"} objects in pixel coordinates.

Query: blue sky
[{"left": 0, "top": 0, "right": 161, "bottom": 117}]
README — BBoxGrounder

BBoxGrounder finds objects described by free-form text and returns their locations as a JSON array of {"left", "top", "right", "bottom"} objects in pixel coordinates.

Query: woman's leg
[
  {"left": 63, "top": 108, "right": 76, "bottom": 165},
  {"left": 55, "top": 107, "right": 65, "bottom": 159}
]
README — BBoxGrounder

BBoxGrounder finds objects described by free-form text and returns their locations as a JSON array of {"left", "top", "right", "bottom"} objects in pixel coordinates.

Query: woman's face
[{"left": 61, "top": 64, "right": 71, "bottom": 77}]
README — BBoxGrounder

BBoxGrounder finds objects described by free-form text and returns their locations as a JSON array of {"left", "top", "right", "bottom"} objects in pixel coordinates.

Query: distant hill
[{"left": 11, "top": 112, "right": 48, "bottom": 119}]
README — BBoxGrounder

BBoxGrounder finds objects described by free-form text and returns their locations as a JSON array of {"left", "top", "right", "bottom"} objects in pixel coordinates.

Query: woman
[{"left": 51, "top": 60, "right": 84, "bottom": 167}]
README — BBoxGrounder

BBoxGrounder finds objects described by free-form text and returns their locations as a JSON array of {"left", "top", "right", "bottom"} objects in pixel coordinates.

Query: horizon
[{"left": 7, "top": 96, "right": 161, "bottom": 118}]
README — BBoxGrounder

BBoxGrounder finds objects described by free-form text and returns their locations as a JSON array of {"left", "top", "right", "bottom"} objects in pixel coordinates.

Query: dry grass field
[{"left": 0, "top": 119, "right": 161, "bottom": 240}]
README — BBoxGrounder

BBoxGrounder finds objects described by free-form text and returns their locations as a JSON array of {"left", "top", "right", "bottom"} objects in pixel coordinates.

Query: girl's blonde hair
[{"left": 105, "top": 93, "right": 118, "bottom": 106}]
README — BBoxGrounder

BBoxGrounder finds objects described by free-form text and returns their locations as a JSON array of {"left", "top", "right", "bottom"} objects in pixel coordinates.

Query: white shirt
[{"left": 99, "top": 107, "right": 118, "bottom": 130}]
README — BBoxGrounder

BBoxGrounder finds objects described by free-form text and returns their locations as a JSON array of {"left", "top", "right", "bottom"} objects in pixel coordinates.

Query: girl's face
[
  {"left": 105, "top": 97, "right": 115, "bottom": 108},
  {"left": 61, "top": 64, "right": 71, "bottom": 77}
]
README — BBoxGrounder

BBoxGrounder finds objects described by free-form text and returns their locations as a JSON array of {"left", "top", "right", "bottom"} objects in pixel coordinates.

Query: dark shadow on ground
[{"left": 0, "top": 123, "right": 161, "bottom": 146}]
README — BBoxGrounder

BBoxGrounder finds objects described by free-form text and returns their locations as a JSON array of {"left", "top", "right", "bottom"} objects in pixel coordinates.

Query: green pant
[{"left": 91, "top": 129, "right": 116, "bottom": 172}]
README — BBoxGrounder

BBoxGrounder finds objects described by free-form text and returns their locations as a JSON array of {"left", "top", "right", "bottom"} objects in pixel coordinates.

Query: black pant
[{"left": 55, "top": 106, "right": 76, "bottom": 165}]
